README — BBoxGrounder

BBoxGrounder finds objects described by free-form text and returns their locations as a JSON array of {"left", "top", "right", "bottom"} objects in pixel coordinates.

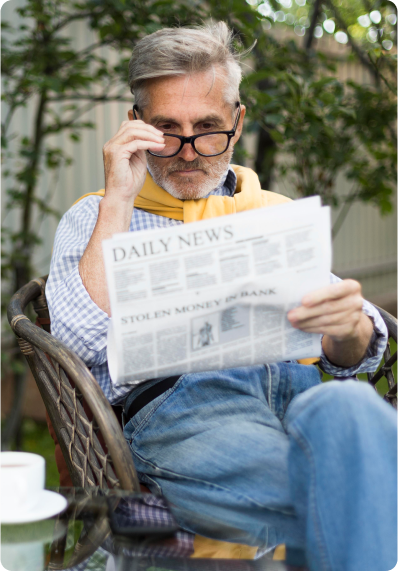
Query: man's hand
[
  {"left": 79, "top": 120, "right": 165, "bottom": 315},
  {"left": 102, "top": 119, "right": 165, "bottom": 206},
  {"left": 287, "top": 279, "right": 374, "bottom": 368}
]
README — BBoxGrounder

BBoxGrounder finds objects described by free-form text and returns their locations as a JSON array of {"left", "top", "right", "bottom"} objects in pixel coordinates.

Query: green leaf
[{"left": 268, "top": 129, "right": 284, "bottom": 143}]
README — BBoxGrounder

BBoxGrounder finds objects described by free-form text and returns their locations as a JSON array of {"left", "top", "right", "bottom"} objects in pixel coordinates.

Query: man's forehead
[
  {"left": 148, "top": 110, "right": 226, "bottom": 125},
  {"left": 144, "top": 71, "right": 230, "bottom": 115}
]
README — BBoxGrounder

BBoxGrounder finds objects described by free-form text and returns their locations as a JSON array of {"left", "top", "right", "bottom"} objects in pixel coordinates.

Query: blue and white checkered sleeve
[
  {"left": 46, "top": 197, "right": 109, "bottom": 367},
  {"left": 319, "top": 273, "right": 388, "bottom": 376}
]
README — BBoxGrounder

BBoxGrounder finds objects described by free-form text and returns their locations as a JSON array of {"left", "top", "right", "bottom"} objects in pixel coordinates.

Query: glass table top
[{"left": 1, "top": 488, "right": 308, "bottom": 571}]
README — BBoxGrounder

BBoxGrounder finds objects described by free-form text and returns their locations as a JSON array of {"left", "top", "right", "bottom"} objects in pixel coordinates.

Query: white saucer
[{"left": 1, "top": 490, "right": 68, "bottom": 525}]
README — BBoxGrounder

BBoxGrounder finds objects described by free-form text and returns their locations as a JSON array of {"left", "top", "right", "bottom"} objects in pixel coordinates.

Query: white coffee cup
[{"left": 1, "top": 452, "right": 45, "bottom": 517}]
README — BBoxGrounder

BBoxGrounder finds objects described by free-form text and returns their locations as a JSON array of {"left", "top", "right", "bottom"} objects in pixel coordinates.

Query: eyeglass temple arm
[{"left": 232, "top": 101, "right": 241, "bottom": 132}]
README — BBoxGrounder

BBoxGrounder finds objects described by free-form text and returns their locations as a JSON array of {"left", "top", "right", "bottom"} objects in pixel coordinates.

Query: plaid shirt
[{"left": 47, "top": 167, "right": 388, "bottom": 405}]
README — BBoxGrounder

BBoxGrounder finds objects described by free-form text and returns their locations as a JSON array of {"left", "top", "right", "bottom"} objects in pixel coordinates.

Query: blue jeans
[{"left": 123, "top": 363, "right": 397, "bottom": 571}]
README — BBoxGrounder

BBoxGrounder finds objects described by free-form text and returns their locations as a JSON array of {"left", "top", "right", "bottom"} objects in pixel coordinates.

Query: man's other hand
[
  {"left": 288, "top": 279, "right": 366, "bottom": 342},
  {"left": 102, "top": 120, "right": 165, "bottom": 206},
  {"left": 287, "top": 279, "right": 374, "bottom": 367}
]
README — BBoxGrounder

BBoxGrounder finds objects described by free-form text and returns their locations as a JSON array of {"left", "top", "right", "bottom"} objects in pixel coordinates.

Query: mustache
[{"left": 166, "top": 158, "right": 209, "bottom": 174}]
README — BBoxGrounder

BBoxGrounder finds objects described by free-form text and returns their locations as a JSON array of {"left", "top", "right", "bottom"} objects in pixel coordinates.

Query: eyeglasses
[{"left": 132, "top": 101, "right": 241, "bottom": 158}]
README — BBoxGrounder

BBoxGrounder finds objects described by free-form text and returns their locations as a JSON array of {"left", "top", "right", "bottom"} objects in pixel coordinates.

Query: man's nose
[{"left": 178, "top": 140, "right": 198, "bottom": 161}]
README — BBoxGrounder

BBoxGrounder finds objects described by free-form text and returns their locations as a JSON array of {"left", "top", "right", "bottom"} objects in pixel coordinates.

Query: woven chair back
[{"left": 7, "top": 276, "right": 140, "bottom": 491}]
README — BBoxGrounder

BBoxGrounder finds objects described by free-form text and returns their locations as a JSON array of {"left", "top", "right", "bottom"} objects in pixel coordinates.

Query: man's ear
[
  {"left": 128, "top": 106, "right": 142, "bottom": 121},
  {"left": 233, "top": 105, "right": 246, "bottom": 144}
]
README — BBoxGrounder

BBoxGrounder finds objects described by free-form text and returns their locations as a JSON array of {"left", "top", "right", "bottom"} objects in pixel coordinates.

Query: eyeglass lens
[{"left": 154, "top": 133, "right": 230, "bottom": 157}]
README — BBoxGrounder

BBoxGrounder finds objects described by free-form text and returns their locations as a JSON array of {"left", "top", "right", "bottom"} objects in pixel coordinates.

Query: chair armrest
[{"left": 368, "top": 303, "right": 397, "bottom": 407}]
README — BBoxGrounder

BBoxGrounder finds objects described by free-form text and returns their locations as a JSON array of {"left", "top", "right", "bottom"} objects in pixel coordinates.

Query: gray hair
[{"left": 128, "top": 22, "right": 245, "bottom": 109}]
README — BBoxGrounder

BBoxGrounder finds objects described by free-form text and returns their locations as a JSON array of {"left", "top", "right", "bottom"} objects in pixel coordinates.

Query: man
[{"left": 47, "top": 22, "right": 397, "bottom": 571}]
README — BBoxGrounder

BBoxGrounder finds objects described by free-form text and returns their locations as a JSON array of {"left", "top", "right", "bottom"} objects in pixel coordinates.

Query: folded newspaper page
[{"left": 103, "top": 196, "right": 331, "bottom": 386}]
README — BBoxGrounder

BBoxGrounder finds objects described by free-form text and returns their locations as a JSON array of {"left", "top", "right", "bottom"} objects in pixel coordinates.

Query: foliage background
[{"left": 2, "top": 0, "right": 396, "bottom": 306}]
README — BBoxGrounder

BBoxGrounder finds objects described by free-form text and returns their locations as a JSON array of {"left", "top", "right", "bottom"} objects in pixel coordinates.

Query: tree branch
[
  {"left": 56, "top": 40, "right": 113, "bottom": 70},
  {"left": 332, "top": 187, "right": 359, "bottom": 239},
  {"left": 36, "top": 166, "right": 62, "bottom": 232},
  {"left": 361, "top": 0, "right": 385, "bottom": 76},
  {"left": 11, "top": 86, "right": 48, "bottom": 292},
  {"left": 45, "top": 95, "right": 129, "bottom": 134},
  {"left": 305, "top": 0, "right": 323, "bottom": 51},
  {"left": 373, "top": 68, "right": 396, "bottom": 94},
  {"left": 2, "top": 104, "right": 18, "bottom": 138},
  {"left": 325, "top": 0, "right": 379, "bottom": 83},
  {"left": 52, "top": 10, "right": 102, "bottom": 34},
  {"left": 21, "top": 91, "right": 47, "bottom": 245},
  {"left": 2, "top": 93, "right": 32, "bottom": 137}
]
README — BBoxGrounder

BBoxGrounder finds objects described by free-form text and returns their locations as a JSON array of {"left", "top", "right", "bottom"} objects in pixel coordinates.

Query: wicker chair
[
  {"left": 7, "top": 276, "right": 139, "bottom": 491},
  {"left": 7, "top": 276, "right": 397, "bottom": 491}
]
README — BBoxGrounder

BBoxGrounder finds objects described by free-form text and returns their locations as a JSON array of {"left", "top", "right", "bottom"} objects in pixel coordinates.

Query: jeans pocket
[{"left": 128, "top": 375, "right": 185, "bottom": 442}]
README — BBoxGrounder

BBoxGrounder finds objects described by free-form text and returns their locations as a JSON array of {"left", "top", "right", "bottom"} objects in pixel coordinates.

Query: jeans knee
[
  {"left": 286, "top": 379, "right": 393, "bottom": 437},
  {"left": 320, "top": 380, "right": 378, "bottom": 412},
  {"left": 305, "top": 380, "right": 384, "bottom": 424}
]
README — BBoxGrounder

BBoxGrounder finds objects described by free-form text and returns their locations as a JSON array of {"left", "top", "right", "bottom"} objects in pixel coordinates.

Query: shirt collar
[{"left": 203, "top": 166, "right": 237, "bottom": 198}]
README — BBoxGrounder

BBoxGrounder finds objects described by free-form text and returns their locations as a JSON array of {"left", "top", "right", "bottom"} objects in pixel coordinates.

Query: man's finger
[
  {"left": 112, "top": 128, "right": 165, "bottom": 146},
  {"left": 288, "top": 309, "right": 357, "bottom": 330},
  {"left": 295, "top": 322, "right": 361, "bottom": 338},
  {"left": 301, "top": 279, "right": 361, "bottom": 307},
  {"left": 106, "top": 123, "right": 164, "bottom": 147},
  {"left": 123, "top": 140, "right": 166, "bottom": 154},
  {"left": 118, "top": 119, "right": 164, "bottom": 137},
  {"left": 288, "top": 295, "right": 362, "bottom": 322},
  {"left": 121, "top": 121, "right": 164, "bottom": 137}
]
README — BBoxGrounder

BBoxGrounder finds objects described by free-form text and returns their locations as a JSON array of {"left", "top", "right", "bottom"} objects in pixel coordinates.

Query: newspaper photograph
[{"left": 103, "top": 196, "right": 331, "bottom": 386}]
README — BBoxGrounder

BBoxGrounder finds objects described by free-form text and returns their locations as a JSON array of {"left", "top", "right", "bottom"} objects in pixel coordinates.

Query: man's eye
[
  {"left": 159, "top": 124, "right": 173, "bottom": 131},
  {"left": 201, "top": 123, "right": 215, "bottom": 130}
]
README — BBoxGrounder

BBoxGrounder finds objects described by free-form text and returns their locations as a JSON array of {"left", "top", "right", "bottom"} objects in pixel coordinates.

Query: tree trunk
[
  {"left": 305, "top": 0, "right": 323, "bottom": 51},
  {"left": 15, "top": 90, "right": 47, "bottom": 292},
  {"left": 254, "top": 74, "right": 278, "bottom": 189},
  {"left": 255, "top": 126, "right": 277, "bottom": 190}
]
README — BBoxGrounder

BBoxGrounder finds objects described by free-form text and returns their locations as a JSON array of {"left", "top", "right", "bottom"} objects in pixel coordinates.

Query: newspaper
[{"left": 103, "top": 196, "right": 331, "bottom": 386}]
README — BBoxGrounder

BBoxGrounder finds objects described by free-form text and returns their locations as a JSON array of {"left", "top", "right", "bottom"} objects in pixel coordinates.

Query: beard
[{"left": 146, "top": 148, "right": 233, "bottom": 200}]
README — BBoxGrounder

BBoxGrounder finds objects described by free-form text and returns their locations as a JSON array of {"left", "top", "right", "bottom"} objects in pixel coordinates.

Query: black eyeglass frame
[{"left": 132, "top": 101, "right": 241, "bottom": 158}]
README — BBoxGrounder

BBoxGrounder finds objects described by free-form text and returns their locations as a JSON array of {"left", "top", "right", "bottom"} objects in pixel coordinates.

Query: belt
[{"left": 125, "top": 376, "right": 180, "bottom": 421}]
